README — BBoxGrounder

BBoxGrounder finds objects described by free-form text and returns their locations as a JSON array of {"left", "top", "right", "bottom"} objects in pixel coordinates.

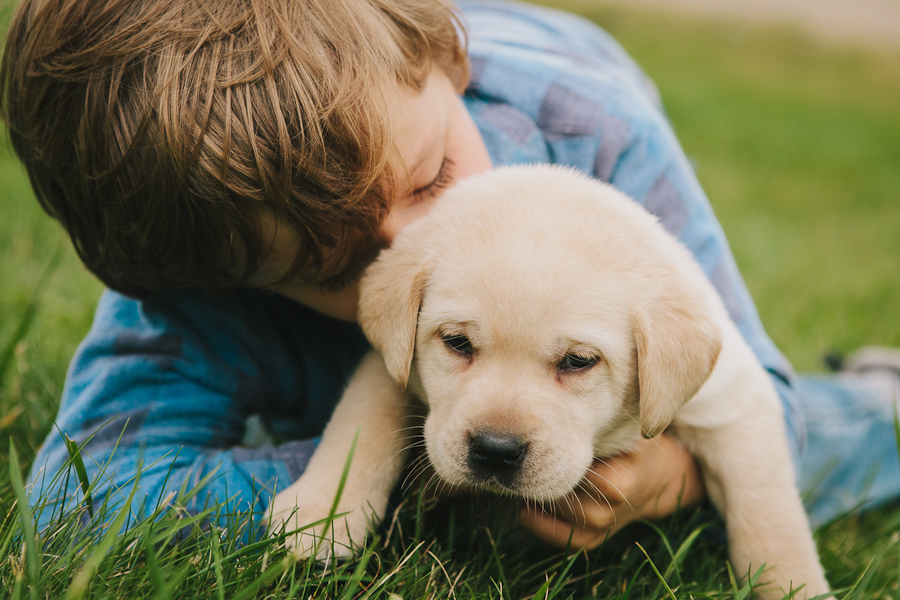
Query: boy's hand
[{"left": 518, "top": 434, "right": 705, "bottom": 550}]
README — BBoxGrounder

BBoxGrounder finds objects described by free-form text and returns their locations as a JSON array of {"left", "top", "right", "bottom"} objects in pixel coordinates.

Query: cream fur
[{"left": 269, "top": 165, "right": 830, "bottom": 599}]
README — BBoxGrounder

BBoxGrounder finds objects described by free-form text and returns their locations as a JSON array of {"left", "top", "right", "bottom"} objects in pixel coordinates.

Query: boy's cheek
[{"left": 379, "top": 196, "right": 439, "bottom": 245}]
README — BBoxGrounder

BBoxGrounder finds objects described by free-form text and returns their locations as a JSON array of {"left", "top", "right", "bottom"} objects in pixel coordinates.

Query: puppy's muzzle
[{"left": 467, "top": 431, "right": 529, "bottom": 483}]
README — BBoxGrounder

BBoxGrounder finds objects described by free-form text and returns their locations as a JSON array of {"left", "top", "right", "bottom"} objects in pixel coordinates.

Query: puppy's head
[{"left": 360, "top": 166, "right": 721, "bottom": 501}]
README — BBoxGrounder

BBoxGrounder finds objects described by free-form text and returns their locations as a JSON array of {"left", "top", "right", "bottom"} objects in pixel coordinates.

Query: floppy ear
[
  {"left": 631, "top": 289, "right": 722, "bottom": 438},
  {"left": 358, "top": 243, "right": 431, "bottom": 390}
]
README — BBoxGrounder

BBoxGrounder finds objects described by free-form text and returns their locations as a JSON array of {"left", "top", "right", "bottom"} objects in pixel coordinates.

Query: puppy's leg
[
  {"left": 677, "top": 408, "right": 831, "bottom": 600},
  {"left": 269, "top": 350, "right": 411, "bottom": 560}
]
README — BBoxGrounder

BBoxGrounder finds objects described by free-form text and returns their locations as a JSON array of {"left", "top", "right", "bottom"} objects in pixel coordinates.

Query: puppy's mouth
[{"left": 426, "top": 427, "right": 587, "bottom": 502}]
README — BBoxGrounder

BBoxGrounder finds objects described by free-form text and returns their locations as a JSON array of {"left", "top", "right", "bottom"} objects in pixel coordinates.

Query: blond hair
[{"left": 0, "top": 0, "right": 468, "bottom": 297}]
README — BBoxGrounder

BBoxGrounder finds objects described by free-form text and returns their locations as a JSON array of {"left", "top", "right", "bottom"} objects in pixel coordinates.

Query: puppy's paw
[{"left": 268, "top": 489, "right": 373, "bottom": 561}]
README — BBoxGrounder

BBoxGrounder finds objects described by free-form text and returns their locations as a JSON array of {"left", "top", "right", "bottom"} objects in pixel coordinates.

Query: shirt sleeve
[
  {"left": 28, "top": 289, "right": 369, "bottom": 542},
  {"left": 460, "top": 1, "right": 805, "bottom": 464}
]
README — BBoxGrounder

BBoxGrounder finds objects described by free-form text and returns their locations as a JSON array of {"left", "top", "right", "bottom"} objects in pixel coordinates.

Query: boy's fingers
[
  {"left": 518, "top": 505, "right": 613, "bottom": 550},
  {"left": 582, "top": 450, "right": 648, "bottom": 504},
  {"left": 542, "top": 491, "right": 621, "bottom": 529},
  {"left": 521, "top": 436, "right": 703, "bottom": 552}
]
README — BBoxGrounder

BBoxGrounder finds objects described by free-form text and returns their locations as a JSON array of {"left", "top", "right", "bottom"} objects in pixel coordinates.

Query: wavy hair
[{"left": 0, "top": 0, "right": 468, "bottom": 297}]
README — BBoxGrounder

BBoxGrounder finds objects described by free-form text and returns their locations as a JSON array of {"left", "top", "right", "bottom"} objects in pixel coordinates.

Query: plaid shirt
[{"left": 29, "top": 1, "right": 802, "bottom": 537}]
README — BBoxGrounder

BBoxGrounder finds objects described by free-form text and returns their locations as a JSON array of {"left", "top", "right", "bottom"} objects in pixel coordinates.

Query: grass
[{"left": 2, "top": 2, "right": 900, "bottom": 598}]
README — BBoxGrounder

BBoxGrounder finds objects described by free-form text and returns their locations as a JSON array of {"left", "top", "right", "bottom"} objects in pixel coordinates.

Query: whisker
[
  {"left": 582, "top": 465, "right": 634, "bottom": 512},
  {"left": 388, "top": 437, "right": 425, "bottom": 452},
  {"left": 404, "top": 454, "right": 430, "bottom": 480},
  {"left": 572, "top": 489, "right": 587, "bottom": 526},
  {"left": 389, "top": 424, "right": 427, "bottom": 436},
  {"left": 401, "top": 454, "right": 433, "bottom": 490},
  {"left": 388, "top": 439, "right": 425, "bottom": 464},
  {"left": 388, "top": 441, "right": 426, "bottom": 466},
  {"left": 577, "top": 479, "right": 616, "bottom": 529},
  {"left": 396, "top": 436, "right": 427, "bottom": 446},
  {"left": 422, "top": 471, "right": 445, "bottom": 498},
  {"left": 593, "top": 456, "right": 634, "bottom": 481}
]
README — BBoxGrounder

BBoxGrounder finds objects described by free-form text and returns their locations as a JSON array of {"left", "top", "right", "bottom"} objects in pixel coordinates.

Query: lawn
[{"left": 2, "top": 2, "right": 899, "bottom": 598}]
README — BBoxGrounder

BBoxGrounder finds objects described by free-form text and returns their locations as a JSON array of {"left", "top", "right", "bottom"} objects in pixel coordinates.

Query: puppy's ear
[
  {"left": 631, "top": 289, "right": 722, "bottom": 438},
  {"left": 358, "top": 243, "right": 431, "bottom": 390}
]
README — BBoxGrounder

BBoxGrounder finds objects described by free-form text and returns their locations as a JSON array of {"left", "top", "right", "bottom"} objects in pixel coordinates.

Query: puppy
[{"left": 270, "top": 165, "right": 830, "bottom": 599}]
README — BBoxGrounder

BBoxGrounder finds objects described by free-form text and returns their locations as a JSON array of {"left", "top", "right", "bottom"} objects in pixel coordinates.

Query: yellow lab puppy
[{"left": 270, "top": 165, "right": 830, "bottom": 599}]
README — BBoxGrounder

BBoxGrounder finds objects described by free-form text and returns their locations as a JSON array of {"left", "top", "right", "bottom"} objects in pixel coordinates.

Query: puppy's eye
[
  {"left": 558, "top": 354, "right": 598, "bottom": 372},
  {"left": 441, "top": 333, "right": 474, "bottom": 358}
]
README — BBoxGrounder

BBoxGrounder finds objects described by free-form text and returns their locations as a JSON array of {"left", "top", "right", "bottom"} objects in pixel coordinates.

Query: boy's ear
[
  {"left": 631, "top": 289, "right": 722, "bottom": 438},
  {"left": 358, "top": 239, "right": 432, "bottom": 390}
]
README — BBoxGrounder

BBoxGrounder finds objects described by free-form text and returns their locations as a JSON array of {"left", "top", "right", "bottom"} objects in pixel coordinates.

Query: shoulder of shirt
[{"left": 457, "top": 1, "right": 661, "bottom": 117}]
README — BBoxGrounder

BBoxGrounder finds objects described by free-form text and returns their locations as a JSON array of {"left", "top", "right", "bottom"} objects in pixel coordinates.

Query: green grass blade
[
  {"left": 547, "top": 550, "right": 581, "bottom": 599},
  {"left": 622, "top": 554, "right": 651, "bottom": 598},
  {"left": 726, "top": 562, "right": 741, "bottom": 599},
  {"left": 150, "top": 565, "right": 191, "bottom": 600},
  {"left": 0, "top": 243, "right": 63, "bottom": 382},
  {"left": 484, "top": 527, "right": 509, "bottom": 597},
  {"left": 10, "top": 572, "right": 24, "bottom": 600},
  {"left": 726, "top": 562, "right": 767, "bottom": 600},
  {"left": 641, "top": 518, "right": 702, "bottom": 591},
  {"left": 0, "top": 302, "right": 35, "bottom": 382},
  {"left": 636, "top": 542, "right": 678, "bottom": 600},
  {"left": 530, "top": 576, "right": 553, "bottom": 600},
  {"left": 842, "top": 544, "right": 889, "bottom": 599},
  {"left": 142, "top": 525, "right": 165, "bottom": 593},
  {"left": 211, "top": 527, "right": 226, "bottom": 600},
  {"left": 664, "top": 523, "right": 708, "bottom": 585},
  {"left": 0, "top": 509, "right": 17, "bottom": 569},
  {"left": 315, "top": 426, "right": 361, "bottom": 558},
  {"left": 341, "top": 539, "right": 377, "bottom": 600},
  {"left": 330, "top": 427, "right": 361, "bottom": 518},
  {"left": 64, "top": 466, "right": 142, "bottom": 600},
  {"left": 9, "top": 442, "right": 40, "bottom": 600},
  {"left": 229, "top": 556, "right": 293, "bottom": 600},
  {"left": 62, "top": 434, "right": 93, "bottom": 519},
  {"left": 361, "top": 541, "right": 425, "bottom": 598}
]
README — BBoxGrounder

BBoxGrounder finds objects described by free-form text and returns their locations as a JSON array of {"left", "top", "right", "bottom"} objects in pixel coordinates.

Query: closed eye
[
  {"left": 411, "top": 157, "right": 454, "bottom": 200},
  {"left": 558, "top": 353, "right": 599, "bottom": 373}
]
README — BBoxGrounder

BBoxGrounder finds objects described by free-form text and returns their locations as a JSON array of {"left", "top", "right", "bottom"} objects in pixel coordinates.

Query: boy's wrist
[{"left": 644, "top": 434, "right": 706, "bottom": 519}]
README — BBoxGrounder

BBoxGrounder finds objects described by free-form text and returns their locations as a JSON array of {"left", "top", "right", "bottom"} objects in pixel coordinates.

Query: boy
[{"left": 2, "top": 0, "right": 898, "bottom": 548}]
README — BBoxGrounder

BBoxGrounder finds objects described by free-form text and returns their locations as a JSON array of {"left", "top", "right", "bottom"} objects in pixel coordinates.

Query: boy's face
[{"left": 252, "top": 69, "right": 492, "bottom": 321}]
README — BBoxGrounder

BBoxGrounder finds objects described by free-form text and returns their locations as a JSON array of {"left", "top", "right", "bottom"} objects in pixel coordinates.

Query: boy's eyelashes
[
  {"left": 411, "top": 157, "right": 454, "bottom": 201},
  {"left": 304, "top": 159, "right": 457, "bottom": 294}
]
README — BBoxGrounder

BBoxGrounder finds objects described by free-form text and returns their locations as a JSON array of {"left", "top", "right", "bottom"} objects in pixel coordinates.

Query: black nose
[{"left": 468, "top": 431, "right": 528, "bottom": 475}]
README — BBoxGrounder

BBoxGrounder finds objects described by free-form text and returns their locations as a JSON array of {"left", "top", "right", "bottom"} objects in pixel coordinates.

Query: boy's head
[{"left": 0, "top": 0, "right": 469, "bottom": 300}]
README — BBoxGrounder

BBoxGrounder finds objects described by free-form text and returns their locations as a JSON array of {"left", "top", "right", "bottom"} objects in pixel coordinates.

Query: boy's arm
[{"left": 28, "top": 289, "right": 368, "bottom": 543}]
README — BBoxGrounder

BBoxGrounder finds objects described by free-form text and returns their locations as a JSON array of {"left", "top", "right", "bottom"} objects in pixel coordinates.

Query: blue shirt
[{"left": 29, "top": 0, "right": 802, "bottom": 537}]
